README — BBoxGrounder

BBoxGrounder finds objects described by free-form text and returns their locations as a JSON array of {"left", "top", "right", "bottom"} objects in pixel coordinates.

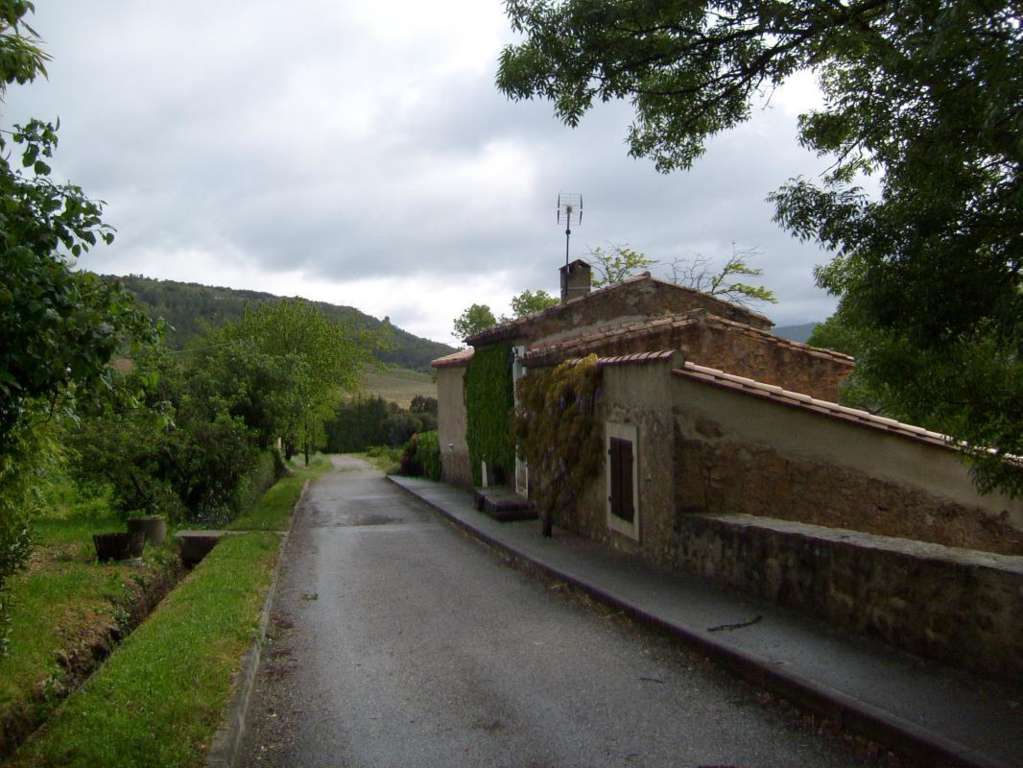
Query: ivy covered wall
[{"left": 464, "top": 343, "right": 515, "bottom": 486}]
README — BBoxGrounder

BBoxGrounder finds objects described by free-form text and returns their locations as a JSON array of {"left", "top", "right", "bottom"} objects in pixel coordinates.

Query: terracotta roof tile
[
  {"left": 431, "top": 348, "right": 474, "bottom": 368},
  {"left": 556, "top": 350, "right": 679, "bottom": 368}
]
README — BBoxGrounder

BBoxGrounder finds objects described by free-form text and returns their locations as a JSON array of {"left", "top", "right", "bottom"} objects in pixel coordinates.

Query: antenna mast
[{"left": 556, "top": 193, "right": 583, "bottom": 265}]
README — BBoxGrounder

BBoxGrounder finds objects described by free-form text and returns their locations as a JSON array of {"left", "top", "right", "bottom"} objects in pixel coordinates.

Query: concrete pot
[
  {"left": 93, "top": 531, "right": 145, "bottom": 562},
  {"left": 127, "top": 515, "right": 167, "bottom": 546}
]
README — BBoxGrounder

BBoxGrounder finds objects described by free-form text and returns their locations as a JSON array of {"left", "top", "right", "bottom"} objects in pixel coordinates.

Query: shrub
[
  {"left": 399, "top": 435, "right": 422, "bottom": 477},
  {"left": 398, "top": 431, "right": 442, "bottom": 481},
  {"left": 0, "top": 418, "right": 61, "bottom": 655},
  {"left": 415, "top": 431, "right": 442, "bottom": 481},
  {"left": 232, "top": 451, "right": 279, "bottom": 521}
]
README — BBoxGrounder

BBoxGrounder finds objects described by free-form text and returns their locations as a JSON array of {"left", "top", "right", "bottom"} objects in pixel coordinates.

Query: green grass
[
  {"left": 9, "top": 533, "right": 280, "bottom": 768},
  {"left": 354, "top": 446, "right": 402, "bottom": 474},
  {"left": 359, "top": 366, "right": 436, "bottom": 408},
  {"left": 3, "top": 458, "right": 329, "bottom": 765},
  {"left": 0, "top": 513, "right": 178, "bottom": 735},
  {"left": 227, "top": 453, "right": 332, "bottom": 531}
]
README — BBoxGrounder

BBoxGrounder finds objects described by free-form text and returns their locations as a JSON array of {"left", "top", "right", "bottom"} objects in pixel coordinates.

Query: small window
[{"left": 606, "top": 423, "right": 639, "bottom": 539}]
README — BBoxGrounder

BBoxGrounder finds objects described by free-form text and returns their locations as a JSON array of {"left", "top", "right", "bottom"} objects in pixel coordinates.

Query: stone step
[{"left": 473, "top": 488, "right": 536, "bottom": 522}]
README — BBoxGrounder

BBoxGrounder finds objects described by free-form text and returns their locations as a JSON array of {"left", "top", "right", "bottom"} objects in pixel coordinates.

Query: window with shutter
[
  {"left": 608, "top": 437, "right": 634, "bottom": 523},
  {"left": 606, "top": 423, "right": 639, "bottom": 539}
]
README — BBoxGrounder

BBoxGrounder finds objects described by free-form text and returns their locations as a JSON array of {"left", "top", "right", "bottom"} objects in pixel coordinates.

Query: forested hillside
[{"left": 108, "top": 274, "right": 456, "bottom": 371}]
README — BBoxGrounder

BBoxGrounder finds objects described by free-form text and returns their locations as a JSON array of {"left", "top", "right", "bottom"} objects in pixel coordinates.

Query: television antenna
[{"left": 556, "top": 193, "right": 583, "bottom": 265}]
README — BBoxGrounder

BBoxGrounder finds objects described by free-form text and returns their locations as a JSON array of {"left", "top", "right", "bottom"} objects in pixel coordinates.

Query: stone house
[{"left": 433, "top": 260, "right": 1023, "bottom": 679}]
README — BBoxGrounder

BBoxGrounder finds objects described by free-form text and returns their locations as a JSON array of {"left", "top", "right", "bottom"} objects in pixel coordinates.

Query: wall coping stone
[{"left": 693, "top": 512, "right": 1023, "bottom": 575}]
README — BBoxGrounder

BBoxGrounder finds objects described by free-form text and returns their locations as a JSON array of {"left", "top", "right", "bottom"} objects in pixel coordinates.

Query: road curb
[
  {"left": 206, "top": 479, "right": 311, "bottom": 768},
  {"left": 387, "top": 476, "right": 1009, "bottom": 768}
]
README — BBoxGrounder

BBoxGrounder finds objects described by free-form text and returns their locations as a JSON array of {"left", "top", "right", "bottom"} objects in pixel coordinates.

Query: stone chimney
[{"left": 560, "top": 259, "right": 592, "bottom": 303}]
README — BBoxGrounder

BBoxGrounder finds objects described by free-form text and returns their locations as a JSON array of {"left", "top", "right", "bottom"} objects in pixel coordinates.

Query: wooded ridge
[{"left": 107, "top": 273, "right": 456, "bottom": 372}]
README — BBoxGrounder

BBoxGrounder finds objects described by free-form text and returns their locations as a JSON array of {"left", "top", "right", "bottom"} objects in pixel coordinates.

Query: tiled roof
[
  {"left": 465, "top": 273, "right": 773, "bottom": 346},
  {"left": 431, "top": 348, "right": 474, "bottom": 368},
  {"left": 674, "top": 362, "right": 951, "bottom": 450},
  {"left": 594, "top": 350, "right": 678, "bottom": 367},
  {"left": 523, "top": 309, "right": 853, "bottom": 367},
  {"left": 553, "top": 350, "right": 679, "bottom": 369}
]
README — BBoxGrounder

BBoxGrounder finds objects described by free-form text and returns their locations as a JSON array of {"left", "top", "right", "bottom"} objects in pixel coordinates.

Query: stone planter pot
[
  {"left": 127, "top": 515, "right": 167, "bottom": 547},
  {"left": 93, "top": 531, "right": 145, "bottom": 562}
]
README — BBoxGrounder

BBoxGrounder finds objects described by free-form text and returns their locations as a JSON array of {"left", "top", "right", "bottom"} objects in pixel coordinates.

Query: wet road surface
[{"left": 237, "top": 456, "right": 874, "bottom": 768}]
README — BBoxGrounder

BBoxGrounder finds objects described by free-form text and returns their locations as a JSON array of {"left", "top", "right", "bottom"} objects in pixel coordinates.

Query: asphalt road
[{"left": 238, "top": 456, "right": 874, "bottom": 768}]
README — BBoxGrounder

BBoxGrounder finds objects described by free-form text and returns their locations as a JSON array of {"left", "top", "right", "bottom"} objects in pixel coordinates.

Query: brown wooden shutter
[
  {"left": 619, "top": 439, "right": 634, "bottom": 523},
  {"left": 608, "top": 437, "right": 634, "bottom": 523}
]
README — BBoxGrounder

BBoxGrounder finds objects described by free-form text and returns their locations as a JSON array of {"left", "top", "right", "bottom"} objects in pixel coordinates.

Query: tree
[
  {"left": 510, "top": 289, "right": 558, "bottom": 318},
  {"left": 588, "top": 244, "right": 656, "bottom": 288},
  {"left": 0, "top": 2, "right": 154, "bottom": 649},
  {"left": 409, "top": 394, "right": 438, "bottom": 416},
  {"left": 452, "top": 303, "right": 497, "bottom": 341},
  {"left": 666, "top": 245, "right": 777, "bottom": 306},
  {"left": 209, "top": 299, "right": 372, "bottom": 464},
  {"left": 498, "top": 1, "right": 1023, "bottom": 496}
]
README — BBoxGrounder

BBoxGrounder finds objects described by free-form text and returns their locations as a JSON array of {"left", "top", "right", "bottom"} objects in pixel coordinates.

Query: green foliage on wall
[
  {"left": 514, "top": 355, "right": 603, "bottom": 532},
  {"left": 464, "top": 343, "right": 515, "bottom": 486}
]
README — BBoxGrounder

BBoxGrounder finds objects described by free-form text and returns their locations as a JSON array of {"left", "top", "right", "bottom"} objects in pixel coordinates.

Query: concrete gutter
[
  {"left": 387, "top": 476, "right": 1012, "bottom": 768},
  {"left": 206, "top": 479, "right": 311, "bottom": 768}
]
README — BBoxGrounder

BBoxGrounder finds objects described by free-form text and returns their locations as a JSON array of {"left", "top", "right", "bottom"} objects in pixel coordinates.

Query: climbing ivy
[
  {"left": 514, "top": 355, "right": 603, "bottom": 535},
  {"left": 464, "top": 343, "right": 516, "bottom": 486}
]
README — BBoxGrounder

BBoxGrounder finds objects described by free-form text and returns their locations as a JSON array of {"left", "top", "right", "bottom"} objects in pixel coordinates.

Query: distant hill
[
  {"left": 772, "top": 322, "right": 819, "bottom": 344},
  {"left": 108, "top": 274, "right": 456, "bottom": 372},
  {"left": 360, "top": 367, "right": 436, "bottom": 408}
]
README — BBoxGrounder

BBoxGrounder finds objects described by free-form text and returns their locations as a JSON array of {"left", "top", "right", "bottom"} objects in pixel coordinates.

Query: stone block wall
[
  {"left": 556, "top": 359, "right": 678, "bottom": 566},
  {"left": 528, "top": 312, "right": 852, "bottom": 402},
  {"left": 676, "top": 319, "right": 851, "bottom": 401},
  {"left": 677, "top": 513, "right": 1023, "bottom": 681}
]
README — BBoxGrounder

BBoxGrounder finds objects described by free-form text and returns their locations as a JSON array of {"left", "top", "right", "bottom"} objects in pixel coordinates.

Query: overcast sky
[{"left": 6, "top": 1, "right": 841, "bottom": 343}]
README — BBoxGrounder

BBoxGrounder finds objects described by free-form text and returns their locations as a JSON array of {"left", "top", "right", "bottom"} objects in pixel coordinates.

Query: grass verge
[
  {"left": 8, "top": 456, "right": 331, "bottom": 767},
  {"left": 227, "top": 453, "right": 332, "bottom": 531},
  {"left": 9, "top": 532, "right": 279, "bottom": 768},
  {"left": 0, "top": 516, "right": 181, "bottom": 758}
]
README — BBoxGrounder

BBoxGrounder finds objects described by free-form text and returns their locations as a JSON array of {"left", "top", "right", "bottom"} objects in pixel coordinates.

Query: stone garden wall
[{"left": 677, "top": 513, "right": 1023, "bottom": 680}]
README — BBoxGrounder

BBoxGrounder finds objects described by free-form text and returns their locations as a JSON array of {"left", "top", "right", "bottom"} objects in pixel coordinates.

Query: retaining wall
[{"left": 677, "top": 513, "right": 1023, "bottom": 681}]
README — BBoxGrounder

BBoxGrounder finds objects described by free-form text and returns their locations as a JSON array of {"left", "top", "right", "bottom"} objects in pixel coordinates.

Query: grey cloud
[{"left": 6, "top": 1, "right": 838, "bottom": 330}]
